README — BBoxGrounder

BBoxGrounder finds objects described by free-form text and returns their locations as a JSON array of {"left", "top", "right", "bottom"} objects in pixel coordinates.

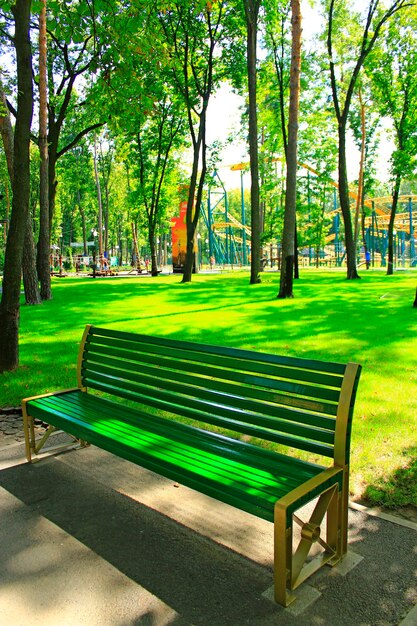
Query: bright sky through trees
[{"left": 205, "top": 0, "right": 395, "bottom": 190}]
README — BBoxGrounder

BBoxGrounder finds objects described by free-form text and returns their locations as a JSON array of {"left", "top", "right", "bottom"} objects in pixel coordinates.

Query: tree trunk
[
  {"left": 0, "top": 80, "right": 14, "bottom": 178},
  {"left": 182, "top": 115, "right": 207, "bottom": 284},
  {"left": 37, "top": 0, "right": 51, "bottom": 300},
  {"left": 0, "top": 42, "right": 40, "bottom": 306},
  {"left": 47, "top": 117, "right": 59, "bottom": 223},
  {"left": 338, "top": 125, "right": 360, "bottom": 279},
  {"left": 278, "top": 0, "right": 301, "bottom": 299},
  {"left": 387, "top": 175, "right": 401, "bottom": 275},
  {"left": 354, "top": 89, "right": 366, "bottom": 250},
  {"left": 149, "top": 229, "right": 159, "bottom": 276},
  {"left": 0, "top": 0, "right": 34, "bottom": 372},
  {"left": 23, "top": 215, "right": 41, "bottom": 305},
  {"left": 294, "top": 221, "right": 299, "bottom": 279},
  {"left": 245, "top": 0, "right": 261, "bottom": 285},
  {"left": 131, "top": 221, "right": 142, "bottom": 271},
  {"left": 93, "top": 137, "right": 103, "bottom": 258}
]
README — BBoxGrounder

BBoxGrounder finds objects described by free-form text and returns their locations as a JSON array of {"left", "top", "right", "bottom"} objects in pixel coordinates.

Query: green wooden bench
[{"left": 22, "top": 325, "right": 361, "bottom": 607}]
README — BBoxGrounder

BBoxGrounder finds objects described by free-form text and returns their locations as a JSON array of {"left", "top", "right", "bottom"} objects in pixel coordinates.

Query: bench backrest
[{"left": 78, "top": 325, "right": 361, "bottom": 467}]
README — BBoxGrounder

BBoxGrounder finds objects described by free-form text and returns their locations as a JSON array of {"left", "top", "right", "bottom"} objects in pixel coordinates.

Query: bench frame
[{"left": 22, "top": 325, "right": 361, "bottom": 607}]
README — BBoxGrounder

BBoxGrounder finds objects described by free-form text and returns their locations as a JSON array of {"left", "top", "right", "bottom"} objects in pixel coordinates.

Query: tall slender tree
[
  {"left": 244, "top": 0, "right": 262, "bottom": 284},
  {"left": 326, "top": 0, "right": 411, "bottom": 280},
  {"left": 0, "top": 0, "right": 34, "bottom": 372},
  {"left": 367, "top": 7, "right": 417, "bottom": 275},
  {"left": 278, "top": 0, "right": 302, "bottom": 298},
  {"left": 157, "top": 1, "right": 230, "bottom": 283},
  {"left": 37, "top": 0, "right": 51, "bottom": 299},
  {"left": 1, "top": 59, "right": 40, "bottom": 307}
]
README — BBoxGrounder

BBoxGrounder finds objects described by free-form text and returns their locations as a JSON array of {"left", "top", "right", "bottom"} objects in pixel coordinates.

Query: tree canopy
[{"left": 1, "top": 0, "right": 417, "bottom": 371}]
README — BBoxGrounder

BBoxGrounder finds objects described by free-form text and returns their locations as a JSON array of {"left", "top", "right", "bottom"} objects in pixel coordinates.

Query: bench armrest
[
  {"left": 22, "top": 388, "right": 80, "bottom": 406},
  {"left": 275, "top": 465, "right": 343, "bottom": 515}
]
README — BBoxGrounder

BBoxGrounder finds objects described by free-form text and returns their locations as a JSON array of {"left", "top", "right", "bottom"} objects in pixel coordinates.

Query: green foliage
[{"left": 366, "top": 6, "right": 417, "bottom": 184}]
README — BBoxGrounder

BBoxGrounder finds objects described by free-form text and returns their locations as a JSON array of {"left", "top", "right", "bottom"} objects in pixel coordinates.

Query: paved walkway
[{"left": 0, "top": 412, "right": 416, "bottom": 625}]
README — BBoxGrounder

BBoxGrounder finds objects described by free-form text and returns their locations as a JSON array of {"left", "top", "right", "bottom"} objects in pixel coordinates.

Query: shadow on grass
[
  {"left": 4, "top": 270, "right": 416, "bottom": 398},
  {"left": 364, "top": 446, "right": 417, "bottom": 508},
  {"left": 2, "top": 270, "right": 417, "bottom": 508}
]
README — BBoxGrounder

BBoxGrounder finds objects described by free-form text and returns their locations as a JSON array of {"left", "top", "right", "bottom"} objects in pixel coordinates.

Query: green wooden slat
[
  {"left": 28, "top": 402, "right": 275, "bottom": 521},
  {"left": 82, "top": 360, "right": 338, "bottom": 430},
  {"left": 52, "top": 392, "right": 324, "bottom": 480},
  {"left": 83, "top": 349, "right": 341, "bottom": 411},
  {"left": 86, "top": 331, "right": 345, "bottom": 388},
  {"left": 27, "top": 398, "right": 287, "bottom": 516},
  {"left": 89, "top": 326, "right": 347, "bottom": 375},
  {"left": 82, "top": 368, "right": 336, "bottom": 446},
  {"left": 28, "top": 392, "right": 324, "bottom": 518},
  {"left": 60, "top": 392, "right": 325, "bottom": 480},
  {"left": 83, "top": 377, "right": 335, "bottom": 457},
  {"left": 33, "top": 397, "right": 299, "bottom": 499},
  {"left": 84, "top": 343, "right": 341, "bottom": 404}
]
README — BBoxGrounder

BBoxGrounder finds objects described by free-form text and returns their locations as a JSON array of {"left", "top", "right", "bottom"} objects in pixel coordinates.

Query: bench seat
[{"left": 26, "top": 388, "right": 335, "bottom": 523}]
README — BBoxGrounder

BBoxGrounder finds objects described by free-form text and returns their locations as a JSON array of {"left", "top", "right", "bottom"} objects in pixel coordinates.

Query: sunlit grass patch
[{"left": 1, "top": 268, "right": 416, "bottom": 507}]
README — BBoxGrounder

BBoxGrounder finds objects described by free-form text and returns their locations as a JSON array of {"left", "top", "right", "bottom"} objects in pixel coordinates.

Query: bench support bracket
[
  {"left": 22, "top": 390, "right": 89, "bottom": 463},
  {"left": 274, "top": 471, "right": 344, "bottom": 607}
]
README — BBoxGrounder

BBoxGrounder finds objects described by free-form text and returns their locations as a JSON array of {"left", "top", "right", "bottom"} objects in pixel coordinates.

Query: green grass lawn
[{"left": 1, "top": 268, "right": 416, "bottom": 508}]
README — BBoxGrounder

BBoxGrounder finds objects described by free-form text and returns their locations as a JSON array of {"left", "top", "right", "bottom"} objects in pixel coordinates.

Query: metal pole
[
  {"left": 409, "top": 197, "right": 415, "bottom": 265},
  {"left": 241, "top": 170, "right": 247, "bottom": 265},
  {"left": 224, "top": 186, "right": 230, "bottom": 264},
  {"left": 207, "top": 187, "right": 214, "bottom": 260},
  {"left": 371, "top": 202, "right": 375, "bottom": 267},
  {"left": 333, "top": 188, "right": 339, "bottom": 266}
]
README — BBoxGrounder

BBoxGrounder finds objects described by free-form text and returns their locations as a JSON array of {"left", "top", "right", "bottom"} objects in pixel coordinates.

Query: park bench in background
[{"left": 22, "top": 325, "right": 361, "bottom": 607}]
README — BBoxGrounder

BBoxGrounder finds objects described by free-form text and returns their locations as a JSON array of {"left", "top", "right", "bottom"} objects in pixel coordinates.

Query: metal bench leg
[
  {"left": 340, "top": 466, "right": 350, "bottom": 556},
  {"left": 22, "top": 399, "right": 89, "bottom": 462},
  {"left": 22, "top": 401, "right": 35, "bottom": 463},
  {"left": 326, "top": 482, "right": 343, "bottom": 564},
  {"left": 274, "top": 483, "right": 341, "bottom": 606},
  {"left": 274, "top": 505, "right": 296, "bottom": 607}
]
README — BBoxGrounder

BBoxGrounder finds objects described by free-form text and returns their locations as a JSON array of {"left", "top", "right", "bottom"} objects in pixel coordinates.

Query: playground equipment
[
  {"left": 170, "top": 157, "right": 416, "bottom": 271},
  {"left": 171, "top": 197, "right": 188, "bottom": 273},
  {"left": 363, "top": 196, "right": 416, "bottom": 267},
  {"left": 200, "top": 171, "right": 251, "bottom": 266}
]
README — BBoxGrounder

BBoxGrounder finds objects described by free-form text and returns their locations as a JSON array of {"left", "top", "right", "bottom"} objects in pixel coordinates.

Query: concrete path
[{"left": 0, "top": 440, "right": 416, "bottom": 626}]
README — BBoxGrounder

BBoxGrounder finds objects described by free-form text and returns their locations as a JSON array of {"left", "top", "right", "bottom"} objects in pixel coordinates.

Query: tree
[
  {"left": 94, "top": 7, "right": 188, "bottom": 277},
  {"left": 133, "top": 97, "right": 185, "bottom": 275},
  {"left": 367, "top": 8, "right": 417, "bottom": 275},
  {"left": 244, "top": 0, "right": 262, "bottom": 284},
  {"left": 278, "top": 0, "right": 302, "bottom": 298},
  {"left": 0, "top": 0, "right": 34, "bottom": 372},
  {"left": 348, "top": 80, "right": 380, "bottom": 262},
  {"left": 326, "top": 0, "right": 410, "bottom": 280},
  {"left": 37, "top": 0, "right": 51, "bottom": 299},
  {"left": 1, "top": 42, "right": 40, "bottom": 307},
  {"left": 157, "top": 1, "right": 230, "bottom": 283},
  {"left": 34, "top": 3, "right": 105, "bottom": 287}
]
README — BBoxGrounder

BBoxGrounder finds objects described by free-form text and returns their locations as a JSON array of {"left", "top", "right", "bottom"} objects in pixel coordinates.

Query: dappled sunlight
[
  {"left": 7, "top": 269, "right": 417, "bottom": 507},
  {"left": 364, "top": 445, "right": 417, "bottom": 507}
]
